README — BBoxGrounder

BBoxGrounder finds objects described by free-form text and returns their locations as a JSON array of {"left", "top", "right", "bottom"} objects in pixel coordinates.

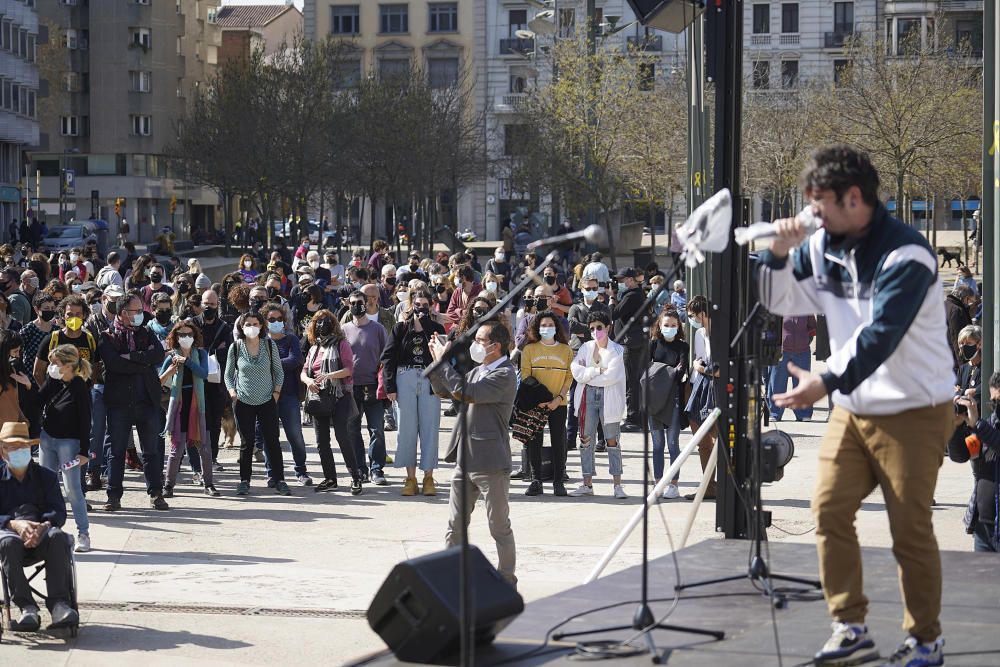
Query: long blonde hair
[{"left": 49, "top": 343, "right": 92, "bottom": 382}]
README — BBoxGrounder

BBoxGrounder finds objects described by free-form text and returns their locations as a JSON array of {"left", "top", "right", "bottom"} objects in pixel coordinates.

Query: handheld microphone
[
  {"left": 733, "top": 207, "right": 822, "bottom": 246},
  {"left": 527, "top": 224, "right": 607, "bottom": 250}
]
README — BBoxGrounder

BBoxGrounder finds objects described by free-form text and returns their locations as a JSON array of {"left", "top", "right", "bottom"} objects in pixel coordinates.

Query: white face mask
[
  {"left": 494, "top": 254, "right": 505, "bottom": 263},
  {"left": 178, "top": 336, "right": 194, "bottom": 349},
  {"left": 398, "top": 291, "right": 410, "bottom": 302},
  {"left": 469, "top": 341, "right": 489, "bottom": 364},
  {"left": 70, "top": 254, "right": 79, "bottom": 263},
  {"left": 47, "top": 363, "right": 63, "bottom": 380},
  {"left": 243, "top": 261, "right": 252, "bottom": 269},
  {"left": 309, "top": 261, "right": 319, "bottom": 269},
  {"left": 243, "top": 325, "right": 260, "bottom": 338},
  {"left": 485, "top": 281, "right": 498, "bottom": 293}
]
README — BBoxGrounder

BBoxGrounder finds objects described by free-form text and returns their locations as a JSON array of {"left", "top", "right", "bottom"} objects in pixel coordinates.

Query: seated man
[{"left": 0, "top": 421, "right": 78, "bottom": 631}]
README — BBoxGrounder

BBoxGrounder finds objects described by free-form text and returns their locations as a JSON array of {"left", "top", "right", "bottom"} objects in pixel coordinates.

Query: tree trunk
[
  {"left": 896, "top": 171, "right": 905, "bottom": 224},
  {"left": 648, "top": 199, "right": 656, "bottom": 266},
  {"left": 930, "top": 194, "right": 938, "bottom": 249}
]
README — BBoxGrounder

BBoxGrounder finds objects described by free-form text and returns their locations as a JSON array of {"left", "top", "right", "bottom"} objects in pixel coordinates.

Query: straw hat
[{"left": 0, "top": 422, "right": 39, "bottom": 445}]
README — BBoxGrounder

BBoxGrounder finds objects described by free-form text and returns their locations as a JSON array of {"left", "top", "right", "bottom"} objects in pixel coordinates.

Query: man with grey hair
[
  {"left": 945, "top": 284, "right": 975, "bottom": 371},
  {"left": 9, "top": 269, "right": 38, "bottom": 324},
  {"left": 670, "top": 280, "right": 687, "bottom": 319}
]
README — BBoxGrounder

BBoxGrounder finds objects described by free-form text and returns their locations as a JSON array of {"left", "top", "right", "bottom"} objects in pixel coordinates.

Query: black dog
[{"left": 937, "top": 247, "right": 964, "bottom": 268}]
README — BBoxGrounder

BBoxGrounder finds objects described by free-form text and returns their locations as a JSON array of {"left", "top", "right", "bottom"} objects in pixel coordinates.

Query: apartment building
[
  {"left": 217, "top": 2, "right": 303, "bottom": 65},
  {"left": 31, "top": 0, "right": 223, "bottom": 243},
  {"left": 0, "top": 0, "right": 39, "bottom": 237}
]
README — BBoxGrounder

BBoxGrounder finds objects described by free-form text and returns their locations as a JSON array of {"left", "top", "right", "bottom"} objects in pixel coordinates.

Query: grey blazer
[{"left": 428, "top": 359, "right": 518, "bottom": 473}]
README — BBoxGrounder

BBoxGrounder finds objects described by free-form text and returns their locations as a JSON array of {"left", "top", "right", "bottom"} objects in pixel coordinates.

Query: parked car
[
  {"left": 273, "top": 219, "right": 338, "bottom": 246},
  {"left": 43, "top": 222, "right": 98, "bottom": 252}
]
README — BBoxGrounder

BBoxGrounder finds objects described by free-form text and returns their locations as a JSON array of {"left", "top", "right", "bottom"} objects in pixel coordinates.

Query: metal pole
[
  {"left": 584, "top": 0, "right": 597, "bottom": 234},
  {"left": 983, "top": 0, "right": 998, "bottom": 417}
]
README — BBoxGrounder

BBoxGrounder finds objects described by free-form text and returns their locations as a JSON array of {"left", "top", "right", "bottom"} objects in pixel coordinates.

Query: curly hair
[
  {"left": 305, "top": 309, "right": 344, "bottom": 345},
  {"left": 455, "top": 294, "right": 495, "bottom": 335},
  {"left": 165, "top": 319, "right": 204, "bottom": 350},
  {"left": 800, "top": 143, "right": 880, "bottom": 207},
  {"left": 526, "top": 309, "right": 569, "bottom": 345},
  {"left": 651, "top": 307, "right": 685, "bottom": 342}
]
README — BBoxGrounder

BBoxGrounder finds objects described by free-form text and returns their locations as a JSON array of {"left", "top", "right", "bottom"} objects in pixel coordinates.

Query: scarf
[
  {"left": 160, "top": 349, "right": 208, "bottom": 445},
  {"left": 110, "top": 316, "right": 140, "bottom": 353},
  {"left": 306, "top": 336, "right": 347, "bottom": 399}
]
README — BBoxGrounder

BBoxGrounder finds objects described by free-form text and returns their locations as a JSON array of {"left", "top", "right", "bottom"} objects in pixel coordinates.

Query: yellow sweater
[{"left": 520, "top": 341, "right": 574, "bottom": 401}]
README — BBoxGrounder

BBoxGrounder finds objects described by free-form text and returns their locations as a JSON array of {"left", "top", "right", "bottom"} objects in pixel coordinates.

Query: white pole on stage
[
  {"left": 679, "top": 437, "right": 720, "bottom": 550},
  {"left": 584, "top": 408, "right": 722, "bottom": 584}
]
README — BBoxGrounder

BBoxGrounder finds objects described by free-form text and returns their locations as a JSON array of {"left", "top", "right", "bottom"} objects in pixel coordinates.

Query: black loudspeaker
[
  {"left": 367, "top": 546, "right": 524, "bottom": 664},
  {"left": 626, "top": 0, "right": 706, "bottom": 33}
]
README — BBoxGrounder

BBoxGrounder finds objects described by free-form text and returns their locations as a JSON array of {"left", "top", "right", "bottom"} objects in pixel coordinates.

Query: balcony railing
[
  {"left": 779, "top": 33, "right": 800, "bottom": 45},
  {"left": 499, "top": 37, "right": 534, "bottom": 55},
  {"left": 495, "top": 93, "right": 529, "bottom": 113},
  {"left": 627, "top": 35, "right": 663, "bottom": 52},
  {"left": 750, "top": 34, "right": 772, "bottom": 46},
  {"left": 824, "top": 30, "right": 854, "bottom": 49}
]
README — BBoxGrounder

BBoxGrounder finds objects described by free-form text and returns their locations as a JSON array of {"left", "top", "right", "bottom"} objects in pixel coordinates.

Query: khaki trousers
[
  {"left": 445, "top": 469, "right": 517, "bottom": 586},
  {"left": 813, "top": 403, "right": 952, "bottom": 642}
]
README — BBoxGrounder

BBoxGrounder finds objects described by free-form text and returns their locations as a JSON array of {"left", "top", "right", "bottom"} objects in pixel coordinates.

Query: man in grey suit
[{"left": 429, "top": 320, "right": 519, "bottom": 586}]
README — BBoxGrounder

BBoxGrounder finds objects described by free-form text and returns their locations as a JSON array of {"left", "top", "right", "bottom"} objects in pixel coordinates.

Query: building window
[
  {"left": 508, "top": 9, "right": 527, "bottom": 37},
  {"left": 62, "top": 28, "right": 78, "bottom": 49},
  {"left": 130, "top": 114, "right": 152, "bottom": 136},
  {"left": 27, "top": 90, "right": 35, "bottom": 118},
  {"left": 780, "top": 60, "right": 798, "bottom": 88},
  {"left": 781, "top": 3, "right": 798, "bottom": 33},
  {"left": 428, "top": 57, "right": 459, "bottom": 88},
  {"left": 130, "top": 27, "right": 151, "bottom": 50},
  {"left": 955, "top": 17, "right": 984, "bottom": 55},
  {"left": 27, "top": 33, "right": 35, "bottom": 62},
  {"left": 380, "top": 5, "right": 409, "bottom": 34},
  {"left": 509, "top": 73, "right": 527, "bottom": 93},
  {"left": 752, "top": 61, "right": 770, "bottom": 89},
  {"left": 833, "top": 59, "right": 849, "bottom": 87},
  {"left": 129, "top": 70, "right": 152, "bottom": 92},
  {"left": 559, "top": 8, "right": 576, "bottom": 38},
  {"left": 638, "top": 63, "right": 655, "bottom": 91},
  {"left": 331, "top": 6, "right": 360, "bottom": 35},
  {"left": 379, "top": 58, "right": 409, "bottom": 80},
  {"left": 833, "top": 2, "right": 853, "bottom": 34},
  {"left": 896, "top": 17, "right": 921, "bottom": 55},
  {"left": 752, "top": 4, "right": 769, "bottom": 34},
  {"left": 504, "top": 125, "right": 528, "bottom": 156},
  {"left": 429, "top": 3, "right": 458, "bottom": 33},
  {"left": 333, "top": 60, "right": 362, "bottom": 90},
  {"left": 60, "top": 115, "right": 79, "bottom": 136}
]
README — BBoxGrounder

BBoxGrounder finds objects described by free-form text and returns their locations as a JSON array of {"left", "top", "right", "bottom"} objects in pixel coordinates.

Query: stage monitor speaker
[
  {"left": 367, "top": 546, "right": 524, "bottom": 664},
  {"left": 625, "top": 0, "right": 705, "bottom": 33}
]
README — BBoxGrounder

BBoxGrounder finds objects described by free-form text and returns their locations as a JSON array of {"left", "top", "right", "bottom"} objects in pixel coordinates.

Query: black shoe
[
  {"left": 163, "top": 485, "right": 174, "bottom": 499},
  {"left": 86, "top": 471, "right": 103, "bottom": 491},
  {"left": 684, "top": 492, "right": 717, "bottom": 501},
  {"left": 553, "top": 483, "right": 567, "bottom": 496},
  {"left": 266, "top": 478, "right": 277, "bottom": 489},
  {"left": 443, "top": 407, "right": 458, "bottom": 417},
  {"left": 510, "top": 468, "right": 526, "bottom": 480},
  {"left": 150, "top": 495, "right": 170, "bottom": 510},
  {"left": 205, "top": 485, "right": 221, "bottom": 497},
  {"left": 102, "top": 500, "right": 121, "bottom": 512},
  {"left": 254, "top": 449, "right": 265, "bottom": 463},
  {"left": 525, "top": 480, "right": 543, "bottom": 496},
  {"left": 11, "top": 606, "right": 41, "bottom": 632},
  {"left": 621, "top": 422, "right": 641, "bottom": 433},
  {"left": 316, "top": 479, "right": 337, "bottom": 492},
  {"left": 595, "top": 443, "right": 607, "bottom": 453},
  {"left": 351, "top": 478, "right": 363, "bottom": 495}
]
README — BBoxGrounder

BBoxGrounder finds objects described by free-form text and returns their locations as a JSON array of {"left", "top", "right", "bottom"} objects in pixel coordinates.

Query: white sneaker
[
  {"left": 662, "top": 484, "right": 680, "bottom": 500},
  {"left": 75, "top": 533, "right": 91, "bottom": 553},
  {"left": 192, "top": 472, "right": 203, "bottom": 486},
  {"left": 614, "top": 485, "right": 628, "bottom": 499},
  {"left": 568, "top": 484, "right": 594, "bottom": 497}
]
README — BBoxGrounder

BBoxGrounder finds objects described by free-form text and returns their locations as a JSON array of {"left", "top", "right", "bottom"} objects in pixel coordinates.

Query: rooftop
[{"left": 215, "top": 4, "right": 299, "bottom": 29}]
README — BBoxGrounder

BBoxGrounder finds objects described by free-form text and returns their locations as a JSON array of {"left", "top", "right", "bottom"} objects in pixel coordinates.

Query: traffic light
[{"left": 169, "top": 196, "right": 177, "bottom": 214}]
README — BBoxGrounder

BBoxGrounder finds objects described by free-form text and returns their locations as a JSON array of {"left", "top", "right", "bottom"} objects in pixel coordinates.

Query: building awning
[
  {"left": 886, "top": 200, "right": 928, "bottom": 211},
  {"left": 950, "top": 199, "right": 980, "bottom": 211}
]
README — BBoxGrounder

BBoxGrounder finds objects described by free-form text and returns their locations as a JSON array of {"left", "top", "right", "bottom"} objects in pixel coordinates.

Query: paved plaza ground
[{"left": 1, "top": 387, "right": 981, "bottom": 665}]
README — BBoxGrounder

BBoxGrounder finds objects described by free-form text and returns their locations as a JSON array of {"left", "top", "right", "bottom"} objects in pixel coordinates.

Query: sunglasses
[
  {"left": 175, "top": 330, "right": 193, "bottom": 337},
  {"left": 589, "top": 325, "right": 606, "bottom": 332},
  {"left": 266, "top": 317, "right": 283, "bottom": 323},
  {"left": 349, "top": 301, "right": 365, "bottom": 307}
]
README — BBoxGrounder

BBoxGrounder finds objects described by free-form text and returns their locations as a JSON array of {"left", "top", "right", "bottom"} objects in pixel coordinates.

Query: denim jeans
[
  {"left": 973, "top": 520, "right": 999, "bottom": 552},
  {"left": 259, "top": 394, "right": 308, "bottom": 480},
  {"left": 650, "top": 406, "right": 682, "bottom": 483},
  {"left": 106, "top": 399, "right": 165, "bottom": 501},
  {"left": 39, "top": 432, "right": 89, "bottom": 535},
  {"left": 579, "top": 385, "right": 622, "bottom": 477},
  {"left": 351, "top": 384, "right": 386, "bottom": 474},
  {"left": 394, "top": 368, "right": 441, "bottom": 471},
  {"left": 89, "top": 385, "right": 111, "bottom": 477},
  {"left": 768, "top": 350, "right": 814, "bottom": 421}
]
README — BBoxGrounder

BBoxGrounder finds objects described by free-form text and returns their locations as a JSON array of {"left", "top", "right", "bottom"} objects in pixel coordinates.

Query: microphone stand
[
  {"left": 422, "top": 251, "right": 559, "bottom": 667},
  {"left": 553, "top": 261, "right": 724, "bottom": 657}
]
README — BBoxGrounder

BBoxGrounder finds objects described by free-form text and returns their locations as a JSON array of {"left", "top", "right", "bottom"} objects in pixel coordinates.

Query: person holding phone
[{"left": 381, "top": 289, "right": 445, "bottom": 496}]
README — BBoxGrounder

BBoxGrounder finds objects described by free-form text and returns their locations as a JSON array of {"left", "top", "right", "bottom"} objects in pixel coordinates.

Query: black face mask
[
  {"left": 177, "top": 282, "right": 191, "bottom": 294},
  {"left": 414, "top": 306, "right": 430, "bottom": 317},
  {"left": 155, "top": 310, "right": 172, "bottom": 324},
  {"left": 991, "top": 399, "right": 1000, "bottom": 416},
  {"left": 473, "top": 309, "right": 487, "bottom": 319},
  {"left": 39, "top": 310, "right": 56, "bottom": 322},
  {"left": 435, "top": 284, "right": 446, "bottom": 294},
  {"left": 249, "top": 299, "right": 264, "bottom": 312},
  {"left": 961, "top": 344, "right": 979, "bottom": 361},
  {"left": 544, "top": 275, "right": 557, "bottom": 286},
  {"left": 150, "top": 272, "right": 162, "bottom": 283},
  {"left": 267, "top": 287, "right": 279, "bottom": 298},
  {"left": 409, "top": 261, "right": 420, "bottom": 270},
  {"left": 203, "top": 306, "right": 218, "bottom": 321},
  {"left": 523, "top": 298, "right": 535, "bottom": 310},
  {"left": 384, "top": 276, "right": 396, "bottom": 287},
  {"left": 315, "top": 319, "right": 332, "bottom": 336},
  {"left": 350, "top": 303, "right": 366, "bottom": 317}
]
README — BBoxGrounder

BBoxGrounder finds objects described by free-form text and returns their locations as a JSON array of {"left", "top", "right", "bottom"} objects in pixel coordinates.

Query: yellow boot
[{"left": 401, "top": 477, "right": 419, "bottom": 496}]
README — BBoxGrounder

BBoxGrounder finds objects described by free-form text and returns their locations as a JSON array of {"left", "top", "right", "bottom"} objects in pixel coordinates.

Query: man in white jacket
[{"left": 568, "top": 311, "right": 627, "bottom": 499}]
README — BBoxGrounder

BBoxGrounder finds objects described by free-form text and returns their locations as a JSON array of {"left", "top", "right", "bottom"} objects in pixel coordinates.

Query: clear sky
[{"left": 222, "top": 0, "right": 304, "bottom": 10}]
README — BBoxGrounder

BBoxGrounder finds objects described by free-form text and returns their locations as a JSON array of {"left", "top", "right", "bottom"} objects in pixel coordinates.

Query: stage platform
[{"left": 349, "top": 540, "right": 1000, "bottom": 666}]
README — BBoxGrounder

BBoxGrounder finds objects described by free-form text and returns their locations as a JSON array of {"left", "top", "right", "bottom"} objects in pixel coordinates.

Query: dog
[
  {"left": 221, "top": 402, "right": 238, "bottom": 449},
  {"left": 937, "top": 247, "right": 964, "bottom": 268}
]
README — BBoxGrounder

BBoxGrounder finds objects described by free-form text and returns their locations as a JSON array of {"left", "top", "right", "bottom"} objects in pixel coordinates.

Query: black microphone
[{"left": 527, "top": 224, "right": 606, "bottom": 250}]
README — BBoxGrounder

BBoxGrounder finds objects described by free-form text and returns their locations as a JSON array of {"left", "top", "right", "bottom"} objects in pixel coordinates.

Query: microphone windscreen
[{"left": 583, "top": 224, "right": 607, "bottom": 247}]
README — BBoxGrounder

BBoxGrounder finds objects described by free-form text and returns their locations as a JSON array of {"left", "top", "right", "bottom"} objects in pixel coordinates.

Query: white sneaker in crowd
[
  {"left": 613, "top": 485, "right": 628, "bottom": 499},
  {"left": 568, "top": 484, "right": 594, "bottom": 497},
  {"left": 75, "top": 533, "right": 91, "bottom": 553},
  {"left": 662, "top": 484, "right": 681, "bottom": 500}
]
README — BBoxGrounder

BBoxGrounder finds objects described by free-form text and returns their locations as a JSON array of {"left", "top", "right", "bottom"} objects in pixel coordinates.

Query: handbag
[
  {"left": 305, "top": 386, "right": 337, "bottom": 417},
  {"left": 206, "top": 354, "right": 221, "bottom": 383}
]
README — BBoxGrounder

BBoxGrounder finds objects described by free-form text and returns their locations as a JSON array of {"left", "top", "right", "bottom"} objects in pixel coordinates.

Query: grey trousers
[{"left": 445, "top": 469, "right": 517, "bottom": 586}]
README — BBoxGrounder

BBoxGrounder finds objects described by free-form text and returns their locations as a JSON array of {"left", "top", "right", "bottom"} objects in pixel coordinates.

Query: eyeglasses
[
  {"left": 589, "top": 325, "right": 606, "bottom": 332},
  {"left": 266, "top": 317, "right": 283, "bottom": 323}
]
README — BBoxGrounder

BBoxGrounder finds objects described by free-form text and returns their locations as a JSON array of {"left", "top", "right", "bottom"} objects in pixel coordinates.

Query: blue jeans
[
  {"left": 579, "top": 385, "right": 622, "bottom": 478},
  {"left": 650, "top": 406, "right": 682, "bottom": 482},
  {"left": 394, "top": 368, "right": 440, "bottom": 471},
  {"left": 973, "top": 520, "right": 1000, "bottom": 552},
  {"left": 89, "top": 385, "right": 111, "bottom": 476},
  {"left": 352, "top": 385, "right": 386, "bottom": 474},
  {"left": 259, "top": 394, "right": 308, "bottom": 479},
  {"left": 768, "top": 350, "right": 814, "bottom": 421},
  {"left": 39, "top": 432, "right": 89, "bottom": 535},
  {"left": 106, "top": 400, "right": 165, "bottom": 500}
]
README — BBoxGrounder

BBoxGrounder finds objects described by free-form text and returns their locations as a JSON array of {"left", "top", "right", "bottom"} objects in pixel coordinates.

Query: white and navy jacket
[{"left": 756, "top": 204, "right": 955, "bottom": 416}]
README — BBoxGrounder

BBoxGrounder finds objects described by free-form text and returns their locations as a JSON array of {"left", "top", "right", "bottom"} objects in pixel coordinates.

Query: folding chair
[{"left": 0, "top": 533, "right": 79, "bottom": 641}]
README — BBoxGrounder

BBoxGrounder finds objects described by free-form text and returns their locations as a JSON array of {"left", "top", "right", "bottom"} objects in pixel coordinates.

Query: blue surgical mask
[
  {"left": 689, "top": 317, "right": 703, "bottom": 330},
  {"left": 661, "top": 326, "right": 678, "bottom": 340},
  {"left": 132, "top": 312, "right": 144, "bottom": 327},
  {"left": 539, "top": 326, "right": 556, "bottom": 340},
  {"left": 582, "top": 290, "right": 597, "bottom": 301},
  {"left": 5, "top": 447, "right": 31, "bottom": 469},
  {"left": 267, "top": 320, "right": 284, "bottom": 334}
]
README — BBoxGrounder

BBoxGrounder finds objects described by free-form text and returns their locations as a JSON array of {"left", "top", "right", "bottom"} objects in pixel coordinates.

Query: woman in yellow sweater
[{"left": 520, "top": 311, "right": 574, "bottom": 496}]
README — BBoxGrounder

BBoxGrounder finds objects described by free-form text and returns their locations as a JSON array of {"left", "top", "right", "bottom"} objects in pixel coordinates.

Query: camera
[{"left": 955, "top": 402, "right": 968, "bottom": 415}]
